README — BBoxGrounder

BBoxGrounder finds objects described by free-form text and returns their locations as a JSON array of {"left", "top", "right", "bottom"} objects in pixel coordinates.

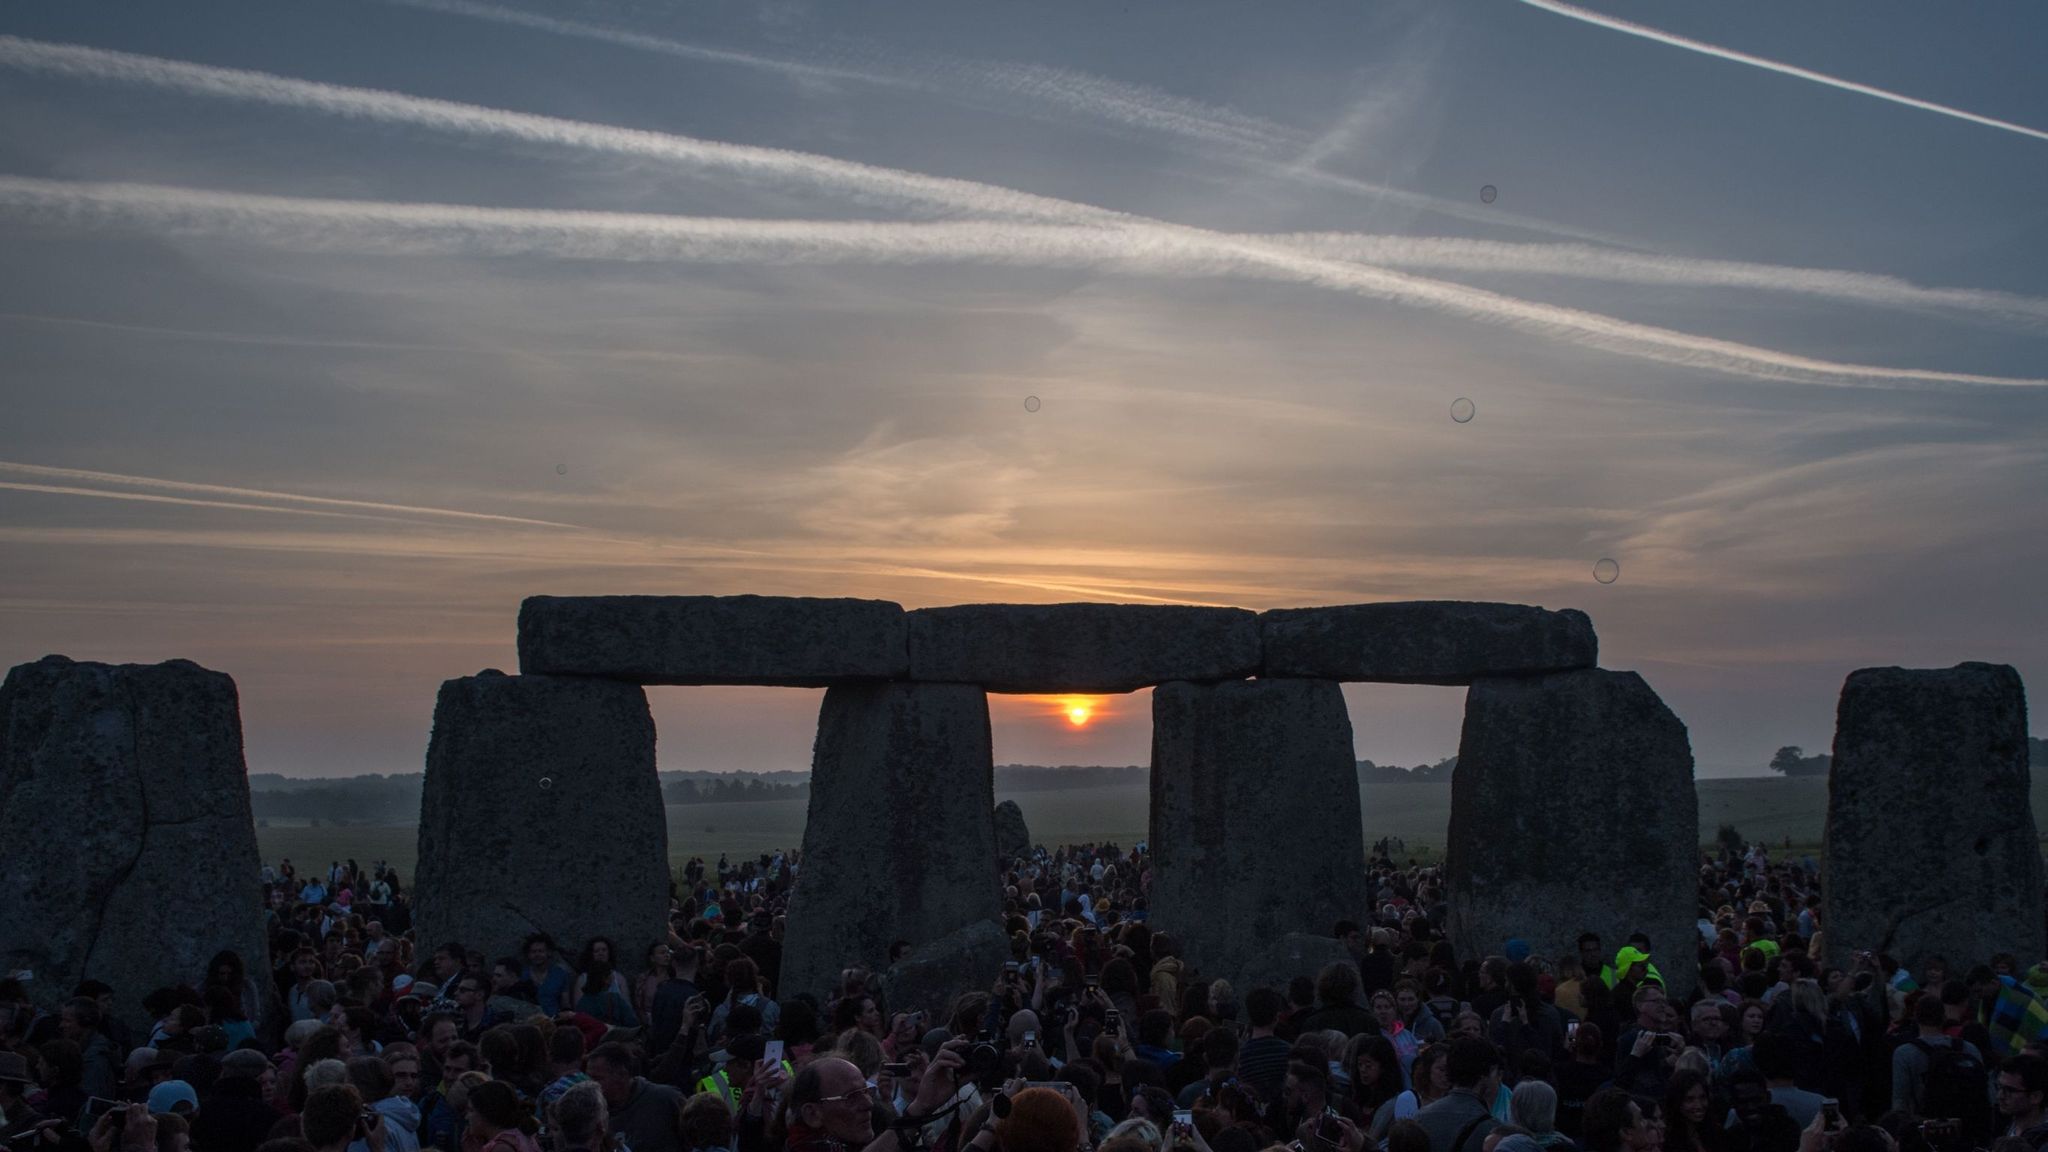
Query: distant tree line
[
  {"left": 1355, "top": 756, "right": 1457, "bottom": 784},
  {"left": 1768, "top": 746, "right": 1832, "bottom": 776},
  {"left": 995, "top": 765, "right": 1145, "bottom": 790},
  {"left": 1769, "top": 738, "right": 2046, "bottom": 776},
  {"left": 663, "top": 776, "right": 809, "bottom": 803}
]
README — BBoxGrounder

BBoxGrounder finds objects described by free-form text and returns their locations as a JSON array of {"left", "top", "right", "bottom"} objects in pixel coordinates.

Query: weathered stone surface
[
  {"left": 1446, "top": 669, "right": 1698, "bottom": 995},
  {"left": 1234, "top": 934, "right": 1357, "bottom": 997},
  {"left": 1824, "top": 663, "right": 2039, "bottom": 972},
  {"left": 907, "top": 603, "right": 1259, "bottom": 694},
  {"left": 993, "top": 800, "right": 1032, "bottom": 862},
  {"left": 0, "top": 656, "right": 272, "bottom": 1030},
  {"left": 1149, "top": 679, "right": 1367, "bottom": 982},
  {"left": 782, "top": 683, "right": 1002, "bottom": 1000},
  {"left": 1259, "top": 601, "right": 1596, "bottom": 685},
  {"left": 414, "top": 672, "right": 669, "bottom": 964},
  {"left": 880, "top": 919, "right": 1013, "bottom": 1020},
  {"left": 518, "top": 595, "right": 907, "bottom": 686}
]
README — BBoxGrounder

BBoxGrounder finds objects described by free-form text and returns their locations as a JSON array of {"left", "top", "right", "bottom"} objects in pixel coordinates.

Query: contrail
[
  {"left": 1516, "top": 0, "right": 2048, "bottom": 145},
  {"left": 0, "top": 459, "right": 582, "bottom": 529},
  {"left": 5, "top": 176, "right": 2041, "bottom": 391},
  {"left": 377, "top": 0, "right": 908, "bottom": 91},
  {"left": 0, "top": 35, "right": 1106, "bottom": 223},
  {"left": 371, "top": 0, "right": 1620, "bottom": 243},
  {"left": 379, "top": 0, "right": 1287, "bottom": 153},
  {"left": 1271, "top": 234, "right": 2048, "bottom": 328}
]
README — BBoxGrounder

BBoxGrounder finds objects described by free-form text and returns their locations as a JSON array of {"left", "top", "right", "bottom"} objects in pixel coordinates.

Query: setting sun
[{"left": 1065, "top": 703, "right": 1092, "bottom": 727}]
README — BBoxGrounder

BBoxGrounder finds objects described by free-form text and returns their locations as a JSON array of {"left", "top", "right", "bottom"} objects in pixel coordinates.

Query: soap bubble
[
  {"left": 555, "top": 464, "right": 566, "bottom": 475},
  {"left": 1450, "top": 397, "right": 1476, "bottom": 423},
  {"left": 1480, "top": 184, "right": 1497, "bottom": 204},
  {"left": 539, "top": 776, "right": 554, "bottom": 790},
  {"left": 1023, "top": 395, "right": 1041, "bottom": 413},
  {"left": 1593, "top": 558, "right": 1621, "bottom": 584}
]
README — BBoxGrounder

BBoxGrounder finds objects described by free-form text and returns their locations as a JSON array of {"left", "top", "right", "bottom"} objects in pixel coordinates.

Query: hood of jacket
[{"left": 374, "top": 1095, "right": 422, "bottom": 1134}]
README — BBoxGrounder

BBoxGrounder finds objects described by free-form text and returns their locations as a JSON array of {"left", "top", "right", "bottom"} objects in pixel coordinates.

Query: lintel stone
[
  {"left": 907, "top": 603, "right": 1260, "bottom": 693},
  {"left": 1260, "top": 601, "right": 1596, "bottom": 685},
  {"left": 518, "top": 595, "right": 907, "bottom": 686}
]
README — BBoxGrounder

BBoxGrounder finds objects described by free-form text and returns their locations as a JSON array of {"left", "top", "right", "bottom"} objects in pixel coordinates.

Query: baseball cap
[{"left": 146, "top": 1080, "right": 200, "bottom": 1116}]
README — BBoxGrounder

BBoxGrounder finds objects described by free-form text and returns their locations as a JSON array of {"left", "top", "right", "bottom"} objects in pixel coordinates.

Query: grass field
[{"left": 256, "top": 774, "right": 2045, "bottom": 881}]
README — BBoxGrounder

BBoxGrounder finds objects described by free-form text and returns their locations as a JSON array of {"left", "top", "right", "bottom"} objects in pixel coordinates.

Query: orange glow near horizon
[{"left": 1005, "top": 693, "right": 1115, "bottom": 729}]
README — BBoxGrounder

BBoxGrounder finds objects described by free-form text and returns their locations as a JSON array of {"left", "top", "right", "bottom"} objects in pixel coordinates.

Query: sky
[{"left": 1, "top": 1, "right": 2044, "bottom": 780}]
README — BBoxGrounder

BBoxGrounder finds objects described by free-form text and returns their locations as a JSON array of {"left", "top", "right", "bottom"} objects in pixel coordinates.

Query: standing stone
[
  {"left": 1149, "top": 679, "right": 1366, "bottom": 985},
  {"left": 415, "top": 672, "right": 669, "bottom": 965},
  {"left": 0, "top": 656, "right": 272, "bottom": 1030},
  {"left": 1260, "top": 602, "right": 1597, "bottom": 685},
  {"left": 993, "top": 800, "right": 1032, "bottom": 862},
  {"left": 907, "top": 603, "right": 1260, "bottom": 693},
  {"left": 518, "top": 595, "right": 907, "bottom": 686},
  {"left": 1447, "top": 670, "right": 1698, "bottom": 994},
  {"left": 1824, "top": 663, "right": 2039, "bottom": 972},
  {"left": 782, "top": 683, "right": 1002, "bottom": 1002}
]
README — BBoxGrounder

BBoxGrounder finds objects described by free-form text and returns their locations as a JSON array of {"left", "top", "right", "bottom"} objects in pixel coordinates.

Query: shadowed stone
[
  {"left": 782, "top": 683, "right": 1001, "bottom": 1001},
  {"left": 908, "top": 603, "right": 1260, "bottom": 693},
  {"left": 518, "top": 595, "right": 907, "bottom": 686},
  {"left": 994, "top": 799, "right": 1031, "bottom": 863},
  {"left": 1149, "top": 678, "right": 1366, "bottom": 984},
  {"left": 1235, "top": 934, "right": 1357, "bottom": 996},
  {"left": 881, "top": 919, "right": 1013, "bottom": 1020},
  {"left": 1260, "top": 601, "right": 1596, "bottom": 685},
  {"left": 0, "top": 656, "right": 272, "bottom": 1031},
  {"left": 414, "top": 672, "right": 669, "bottom": 964},
  {"left": 1446, "top": 669, "right": 1698, "bottom": 995},
  {"left": 1824, "top": 662, "right": 2039, "bottom": 972}
]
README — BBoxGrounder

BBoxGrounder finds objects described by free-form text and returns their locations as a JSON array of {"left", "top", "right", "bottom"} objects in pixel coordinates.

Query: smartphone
[
  {"left": 1173, "top": 1109, "right": 1194, "bottom": 1127},
  {"left": 763, "top": 1039, "right": 785, "bottom": 1065},
  {"left": 1566, "top": 1021, "right": 1580, "bottom": 1044},
  {"left": 84, "top": 1098, "right": 125, "bottom": 1126},
  {"left": 881, "top": 1062, "right": 913, "bottom": 1077},
  {"left": 1004, "top": 961, "right": 1021, "bottom": 975},
  {"left": 1103, "top": 1011, "right": 1121, "bottom": 1036},
  {"left": 1822, "top": 1100, "right": 1841, "bottom": 1128},
  {"left": 1085, "top": 974, "right": 1101, "bottom": 988},
  {"left": 1023, "top": 1030, "right": 1037, "bottom": 1048}
]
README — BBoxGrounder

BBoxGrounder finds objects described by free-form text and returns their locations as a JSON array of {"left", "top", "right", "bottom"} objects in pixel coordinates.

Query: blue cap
[
  {"left": 1504, "top": 938, "right": 1531, "bottom": 963},
  {"left": 146, "top": 1080, "right": 200, "bottom": 1116}
]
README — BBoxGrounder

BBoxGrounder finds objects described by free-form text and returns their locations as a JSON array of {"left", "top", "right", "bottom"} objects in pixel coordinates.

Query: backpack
[{"left": 1911, "top": 1039, "right": 1994, "bottom": 1145}]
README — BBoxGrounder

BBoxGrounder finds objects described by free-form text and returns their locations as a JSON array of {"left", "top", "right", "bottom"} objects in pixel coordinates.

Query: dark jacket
[
  {"left": 1415, "top": 1088, "right": 1498, "bottom": 1152},
  {"left": 611, "top": 1077, "right": 688, "bottom": 1152},
  {"left": 1296, "top": 1004, "right": 1379, "bottom": 1038},
  {"left": 192, "top": 1076, "right": 278, "bottom": 1152}
]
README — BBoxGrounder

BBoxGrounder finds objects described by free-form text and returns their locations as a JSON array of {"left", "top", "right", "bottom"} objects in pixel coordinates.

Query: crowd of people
[{"left": 4, "top": 840, "right": 2048, "bottom": 1152}]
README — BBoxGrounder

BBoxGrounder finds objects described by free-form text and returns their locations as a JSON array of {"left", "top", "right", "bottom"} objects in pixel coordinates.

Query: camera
[{"left": 968, "top": 1032, "right": 1004, "bottom": 1087}]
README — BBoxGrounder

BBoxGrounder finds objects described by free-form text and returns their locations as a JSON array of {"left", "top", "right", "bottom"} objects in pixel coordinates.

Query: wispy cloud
[
  {"left": 4, "top": 175, "right": 2040, "bottom": 391},
  {"left": 0, "top": 460, "right": 581, "bottom": 529},
  {"left": 1516, "top": 0, "right": 2048, "bottom": 145}
]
